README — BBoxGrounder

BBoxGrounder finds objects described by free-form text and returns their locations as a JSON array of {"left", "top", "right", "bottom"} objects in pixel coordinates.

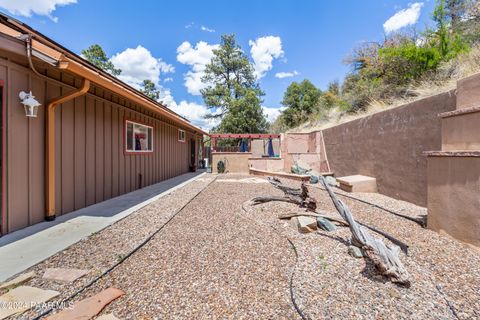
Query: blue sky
[{"left": 0, "top": 0, "right": 436, "bottom": 129}]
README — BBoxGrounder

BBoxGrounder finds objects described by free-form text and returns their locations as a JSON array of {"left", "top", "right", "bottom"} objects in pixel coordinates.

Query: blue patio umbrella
[
  {"left": 239, "top": 138, "right": 248, "bottom": 152},
  {"left": 267, "top": 138, "right": 275, "bottom": 157}
]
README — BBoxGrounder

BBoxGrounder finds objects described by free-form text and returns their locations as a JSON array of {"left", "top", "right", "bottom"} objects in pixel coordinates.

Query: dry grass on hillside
[{"left": 292, "top": 45, "right": 480, "bottom": 133}]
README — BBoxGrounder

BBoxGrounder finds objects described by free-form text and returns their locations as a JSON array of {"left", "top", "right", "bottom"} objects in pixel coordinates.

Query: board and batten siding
[{"left": 0, "top": 58, "right": 200, "bottom": 235}]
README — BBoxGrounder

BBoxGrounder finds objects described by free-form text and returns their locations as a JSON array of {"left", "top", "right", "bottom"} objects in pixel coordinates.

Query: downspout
[
  {"left": 24, "top": 35, "right": 91, "bottom": 220},
  {"left": 45, "top": 79, "right": 90, "bottom": 220}
]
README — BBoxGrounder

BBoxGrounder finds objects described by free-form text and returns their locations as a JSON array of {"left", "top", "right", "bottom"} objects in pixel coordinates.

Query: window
[
  {"left": 178, "top": 129, "right": 186, "bottom": 142},
  {"left": 125, "top": 120, "right": 153, "bottom": 153}
]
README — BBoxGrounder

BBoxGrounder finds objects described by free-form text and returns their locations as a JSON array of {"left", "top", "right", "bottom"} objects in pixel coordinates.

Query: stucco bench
[{"left": 337, "top": 175, "right": 377, "bottom": 193}]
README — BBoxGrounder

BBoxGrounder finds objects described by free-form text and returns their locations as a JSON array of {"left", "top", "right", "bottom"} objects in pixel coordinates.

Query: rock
[
  {"left": 296, "top": 216, "right": 317, "bottom": 233},
  {"left": 309, "top": 175, "right": 319, "bottom": 184},
  {"left": 325, "top": 176, "right": 337, "bottom": 187},
  {"left": 0, "top": 286, "right": 59, "bottom": 319},
  {"left": 388, "top": 288, "right": 401, "bottom": 299},
  {"left": 316, "top": 217, "right": 337, "bottom": 232},
  {"left": 0, "top": 271, "right": 35, "bottom": 291},
  {"left": 348, "top": 245, "right": 364, "bottom": 258},
  {"left": 296, "top": 159, "right": 311, "bottom": 171},
  {"left": 291, "top": 164, "right": 310, "bottom": 175}
]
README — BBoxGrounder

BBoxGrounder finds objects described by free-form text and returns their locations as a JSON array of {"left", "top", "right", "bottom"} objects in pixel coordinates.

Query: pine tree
[
  {"left": 81, "top": 44, "right": 121, "bottom": 76},
  {"left": 140, "top": 79, "right": 160, "bottom": 100},
  {"left": 201, "top": 34, "right": 267, "bottom": 133}
]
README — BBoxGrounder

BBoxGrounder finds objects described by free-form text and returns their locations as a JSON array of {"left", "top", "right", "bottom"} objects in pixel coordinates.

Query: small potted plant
[{"left": 189, "top": 163, "right": 197, "bottom": 172}]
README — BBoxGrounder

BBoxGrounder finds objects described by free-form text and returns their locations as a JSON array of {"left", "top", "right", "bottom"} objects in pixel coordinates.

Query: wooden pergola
[{"left": 209, "top": 133, "right": 280, "bottom": 152}]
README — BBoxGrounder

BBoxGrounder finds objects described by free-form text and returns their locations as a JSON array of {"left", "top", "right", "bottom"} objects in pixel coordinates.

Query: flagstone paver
[
  {"left": 0, "top": 272, "right": 35, "bottom": 291},
  {"left": 42, "top": 268, "right": 89, "bottom": 283},
  {"left": 0, "top": 286, "right": 59, "bottom": 319},
  {"left": 45, "top": 288, "right": 124, "bottom": 320}
]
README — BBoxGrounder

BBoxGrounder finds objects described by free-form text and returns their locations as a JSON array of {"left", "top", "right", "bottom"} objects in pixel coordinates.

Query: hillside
[
  {"left": 290, "top": 44, "right": 480, "bottom": 132},
  {"left": 271, "top": 0, "right": 480, "bottom": 133}
]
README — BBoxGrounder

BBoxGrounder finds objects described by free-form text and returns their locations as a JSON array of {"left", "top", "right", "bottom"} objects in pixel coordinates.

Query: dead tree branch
[
  {"left": 258, "top": 177, "right": 317, "bottom": 211},
  {"left": 319, "top": 175, "right": 411, "bottom": 287},
  {"left": 278, "top": 211, "right": 409, "bottom": 254},
  {"left": 278, "top": 212, "right": 349, "bottom": 226}
]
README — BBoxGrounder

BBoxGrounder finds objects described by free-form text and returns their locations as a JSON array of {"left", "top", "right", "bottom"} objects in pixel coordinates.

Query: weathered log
[
  {"left": 319, "top": 175, "right": 411, "bottom": 286},
  {"left": 250, "top": 196, "right": 301, "bottom": 206},
  {"left": 312, "top": 184, "right": 426, "bottom": 227},
  {"left": 267, "top": 177, "right": 317, "bottom": 211},
  {"left": 278, "top": 212, "right": 349, "bottom": 226},
  {"left": 278, "top": 212, "right": 409, "bottom": 254}
]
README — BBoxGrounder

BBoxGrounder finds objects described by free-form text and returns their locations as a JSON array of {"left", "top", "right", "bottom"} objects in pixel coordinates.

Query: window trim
[
  {"left": 124, "top": 119, "right": 154, "bottom": 154},
  {"left": 178, "top": 129, "right": 186, "bottom": 143}
]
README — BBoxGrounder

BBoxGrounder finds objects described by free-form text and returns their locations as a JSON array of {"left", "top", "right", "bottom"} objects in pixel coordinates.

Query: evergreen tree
[
  {"left": 280, "top": 79, "right": 321, "bottom": 128},
  {"left": 140, "top": 79, "right": 160, "bottom": 100},
  {"left": 81, "top": 44, "right": 121, "bottom": 76},
  {"left": 201, "top": 34, "right": 267, "bottom": 133}
]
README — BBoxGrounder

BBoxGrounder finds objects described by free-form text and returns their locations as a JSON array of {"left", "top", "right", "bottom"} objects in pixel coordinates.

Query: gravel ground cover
[
  {"left": 9, "top": 174, "right": 216, "bottom": 319},
  {"left": 242, "top": 179, "right": 480, "bottom": 320},
  {"left": 42, "top": 174, "right": 298, "bottom": 319},
  {"left": 6, "top": 174, "right": 479, "bottom": 319}
]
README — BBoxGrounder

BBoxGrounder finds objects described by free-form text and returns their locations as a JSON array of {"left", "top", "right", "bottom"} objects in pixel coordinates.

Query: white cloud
[
  {"left": 158, "top": 60, "right": 175, "bottom": 74},
  {"left": 275, "top": 70, "right": 299, "bottom": 79},
  {"left": 383, "top": 2, "right": 424, "bottom": 34},
  {"left": 157, "top": 87, "right": 176, "bottom": 107},
  {"left": 109, "top": 45, "right": 212, "bottom": 131},
  {"left": 168, "top": 100, "right": 218, "bottom": 131},
  {"left": 262, "top": 106, "right": 281, "bottom": 123},
  {"left": 200, "top": 25, "right": 215, "bottom": 33},
  {"left": 176, "top": 41, "right": 219, "bottom": 95},
  {"left": 111, "top": 45, "right": 174, "bottom": 89},
  {"left": 157, "top": 85, "right": 217, "bottom": 131},
  {"left": 249, "top": 36, "right": 284, "bottom": 79},
  {"left": 0, "top": 0, "right": 77, "bottom": 22}
]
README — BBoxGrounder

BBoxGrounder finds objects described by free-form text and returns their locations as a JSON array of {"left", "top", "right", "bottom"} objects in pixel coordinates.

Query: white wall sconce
[{"left": 19, "top": 91, "right": 41, "bottom": 117}]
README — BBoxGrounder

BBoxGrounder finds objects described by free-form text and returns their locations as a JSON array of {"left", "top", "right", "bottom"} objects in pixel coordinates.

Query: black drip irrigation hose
[
  {"left": 285, "top": 237, "right": 310, "bottom": 320},
  {"left": 241, "top": 202, "right": 310, "bottom": 320},
  {"left": 313, "top": 185, "right": 426, "bottom": 227},
  {"left": 32, "top": 176, "right": 217, "bottom": 320}
]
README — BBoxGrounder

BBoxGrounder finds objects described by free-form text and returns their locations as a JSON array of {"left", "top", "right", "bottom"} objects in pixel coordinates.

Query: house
[{"left": 0, "top": 14, "right": 207, "bottom": 235}]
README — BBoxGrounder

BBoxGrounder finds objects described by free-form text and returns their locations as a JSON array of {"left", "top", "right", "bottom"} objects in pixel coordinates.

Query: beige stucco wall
[
  {"left": 441, "top": 108, "right": 480, "bottom": 151},
  {"left": 427, "top": 155, "right": 480, "bottom": 246},
  {"left": 248, "top": 158, "right": 284, "bottom": 172},
  {"left": 281, "top": 132, "right": 330, "bottom": 174},
  {"left": 456, "top": 73, "right": 480, "bottom": 109},
  {"left": 212, "top": 152, "right": 251, "bottom": 173},
  {"left": 322, "top": 91, "right": 456, "bottom": 206}
]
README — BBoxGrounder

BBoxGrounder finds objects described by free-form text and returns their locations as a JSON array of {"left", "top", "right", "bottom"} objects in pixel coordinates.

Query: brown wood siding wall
[{"left": 0, "top": 58, "right": 201, "bottom": 235}]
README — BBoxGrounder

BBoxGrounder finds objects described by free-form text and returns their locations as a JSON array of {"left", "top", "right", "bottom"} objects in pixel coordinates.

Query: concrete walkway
[{"left": 0, "top": 171, "right": 206, "bottom": 282}]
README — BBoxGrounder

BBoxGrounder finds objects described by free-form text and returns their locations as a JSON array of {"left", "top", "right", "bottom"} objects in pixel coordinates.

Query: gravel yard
[{"left": 6, "top": 174, "right": 480, "bottom": 319}]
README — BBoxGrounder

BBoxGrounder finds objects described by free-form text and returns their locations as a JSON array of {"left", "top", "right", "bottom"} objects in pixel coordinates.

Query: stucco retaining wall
[
  {"left": 427, "top": 154, "right": 480, "bottom": 246},
  {"left": 212, "top": 152, "right": 251, "bottom": 173},
  {"left": 322, "top": 91, "right": 456, "bottom": 206},
  {"left": 281, "top": 132, "right": 330, "bottom": 174},
  {"left": 248, "top": 158, "right": 284, "bottom": 172}
]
